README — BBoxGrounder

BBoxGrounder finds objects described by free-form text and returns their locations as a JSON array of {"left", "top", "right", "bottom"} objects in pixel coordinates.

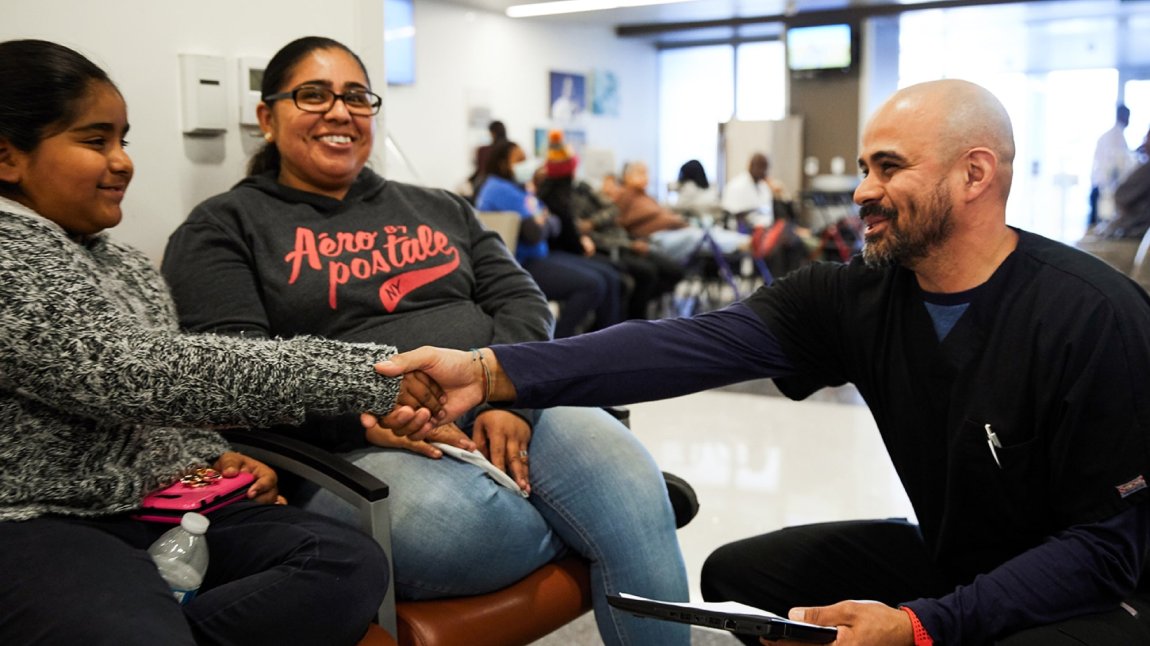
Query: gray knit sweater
[{"left": 0, "top": 199, "right": 401, "bottom": 521}]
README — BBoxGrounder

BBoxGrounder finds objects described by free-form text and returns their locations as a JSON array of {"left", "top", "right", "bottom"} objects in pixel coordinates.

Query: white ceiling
[
  {"left": 440, "top": 0, "right": 866, "bottom": 27},
  {"left": 439, "top": 0, "right": 1150, "bottom": 30}
]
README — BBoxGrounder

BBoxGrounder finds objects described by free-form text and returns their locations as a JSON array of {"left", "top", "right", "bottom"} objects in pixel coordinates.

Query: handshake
[{"left": 368, "top": 346, "right": 513, "bottom": 442}]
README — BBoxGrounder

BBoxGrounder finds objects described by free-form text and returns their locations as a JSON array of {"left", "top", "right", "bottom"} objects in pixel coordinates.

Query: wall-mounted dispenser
[{"left": 179, "top": 53, "right": 227, "bottom": 135}]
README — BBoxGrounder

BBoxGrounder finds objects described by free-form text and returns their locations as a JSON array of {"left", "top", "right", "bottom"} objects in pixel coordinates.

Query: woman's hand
[
  {"left": 361, "top": 414, "right": 476, "bottom": 458},
  {"left": 473, "top": 410, "right": 532, "bottom": 494},
  {"left": 212, "top": 451, "right": 286, "bottom": 505}
]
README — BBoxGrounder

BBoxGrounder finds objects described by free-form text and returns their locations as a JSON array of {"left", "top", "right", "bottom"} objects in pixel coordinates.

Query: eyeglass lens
[{"left": 295, "top": 86, "right": 380, "bottom": 114}]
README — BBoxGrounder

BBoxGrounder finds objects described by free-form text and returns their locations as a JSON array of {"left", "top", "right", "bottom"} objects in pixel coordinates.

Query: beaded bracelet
[{"left": 469, "top": 348, "right": 494, "bottom": 404}]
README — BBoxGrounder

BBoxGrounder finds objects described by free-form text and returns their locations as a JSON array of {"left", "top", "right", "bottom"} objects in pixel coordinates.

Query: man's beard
[{"left": 861, "top": 182, "right": 954, "bottom": 268}]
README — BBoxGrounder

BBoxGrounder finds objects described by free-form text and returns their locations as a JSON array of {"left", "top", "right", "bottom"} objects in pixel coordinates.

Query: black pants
[
  {"left": 0, "top": 502, "right": 388, "bottom": 645},
  {"left": 606, "top": 249, "right": 684, "bottom": 319},
  {"left": 701, "top": 519, "right": 1150, "bottom": 645}
]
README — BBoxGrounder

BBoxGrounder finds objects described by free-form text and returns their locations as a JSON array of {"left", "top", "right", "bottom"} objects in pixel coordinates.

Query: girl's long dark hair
[{"left": 0, "top": 39, "right": 114, "bottom": 154}]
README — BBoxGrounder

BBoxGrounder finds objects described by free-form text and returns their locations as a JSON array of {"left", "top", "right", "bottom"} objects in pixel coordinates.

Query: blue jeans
[
  {"left": 304, "top": 406, "right": 690, "bottom": 646},
  {"left": 651, "top": 227, "right": 749, "bottom": 263}
]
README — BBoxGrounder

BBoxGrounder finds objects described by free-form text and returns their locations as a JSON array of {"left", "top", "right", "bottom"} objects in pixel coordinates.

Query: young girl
[{"left": 0, "top": 39, "right": 441, "bottom": 645}]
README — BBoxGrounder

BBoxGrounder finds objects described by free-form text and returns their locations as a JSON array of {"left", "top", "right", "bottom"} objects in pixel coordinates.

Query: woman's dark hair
[
  {"left": 483, "top": 140, "right": 521, "bottom": 183},
  {"left": 248, "top": 36, "right": 372, "bottom": 176},
  {"left": 0, "top": 39, "right": 115, "bottom": 153},
  {"left": 488, "top": 120, "right": 507, "bottom": 141},
  {"left": 677, "top": 159, "right": 709, "bottom": 189}
]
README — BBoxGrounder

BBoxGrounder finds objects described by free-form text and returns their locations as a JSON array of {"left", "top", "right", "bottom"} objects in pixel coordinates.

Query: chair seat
[
  {"left": 359, "top": 623, "right": 399, "bottom": 646},
  {"left": 396, "top": 556, "right": 591, "bottom": 646}
]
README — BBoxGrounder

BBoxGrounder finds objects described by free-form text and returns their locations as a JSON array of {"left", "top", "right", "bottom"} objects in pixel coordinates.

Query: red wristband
[{"left": 900, "top": 606, "right": 934, "bottom": 646}]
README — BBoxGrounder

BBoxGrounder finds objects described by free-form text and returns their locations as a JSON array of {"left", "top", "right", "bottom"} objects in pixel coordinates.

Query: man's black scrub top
[{"left": 747, "top": 229, "right": 1150, "bottom": 584}]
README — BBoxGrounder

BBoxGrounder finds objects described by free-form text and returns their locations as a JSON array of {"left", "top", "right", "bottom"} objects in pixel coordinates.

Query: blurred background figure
[
  {"left": 721, "top": 152, "right": 791, "bottom": 228},
  {"left": 671, "top": 159, "right": 720, "bottom": 218},
  {"left": 1102, "top": 124, "right": 1150, "bottom": 239},
  {"left": 468, "top": 119, "right": 507, "bottom": 200},
  {"left": 570, "top": 174, "right": 684, "bottom": 319},
  {"left": 1090, "top": 104, "right": 1133, "bottom": 228},
  {"left": 477, "top": 140, "right": 623, "bottom": 337},
  {"left": 615, "top": 160, "right": 753, "bottom": 264}
]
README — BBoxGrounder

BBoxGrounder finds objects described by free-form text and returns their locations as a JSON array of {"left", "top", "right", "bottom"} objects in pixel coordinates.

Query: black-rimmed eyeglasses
[{"left": 263, "top": 85, "right": 382, "bottom": 116}]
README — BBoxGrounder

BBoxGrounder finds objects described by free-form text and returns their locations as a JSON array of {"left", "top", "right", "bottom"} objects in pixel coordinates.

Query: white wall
[
  {"left": 385, "top": 2, "right": 659, "bottom": 193},
  {"left": 2, "top": 0, "right": 658, "bottom": 265},
  {"left": 1, "top": 0, "right": 385, "bottom": 263}
]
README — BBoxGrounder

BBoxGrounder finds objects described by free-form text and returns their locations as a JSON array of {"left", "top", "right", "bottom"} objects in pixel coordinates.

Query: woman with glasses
[{"left": 162, "top": 36, "right": 689, "bottom": 646}]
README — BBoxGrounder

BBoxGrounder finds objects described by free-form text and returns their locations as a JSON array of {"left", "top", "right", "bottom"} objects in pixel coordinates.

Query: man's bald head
[
  {"left": 869, "top": 79, "right": 1015, "bottom": 197},
  {"left": 749, "top": 153, "right": 769, "bottom": 182}
]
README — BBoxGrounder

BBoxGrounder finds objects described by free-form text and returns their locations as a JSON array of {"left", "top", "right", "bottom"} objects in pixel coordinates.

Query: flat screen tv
[{"left": 786, "top": 23, "right": 853, "bottom": 74}]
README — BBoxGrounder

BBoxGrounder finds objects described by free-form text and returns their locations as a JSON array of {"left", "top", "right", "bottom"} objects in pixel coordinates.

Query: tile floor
[{"left": 532, "top": 381, "right": 917, "bottom": 644}]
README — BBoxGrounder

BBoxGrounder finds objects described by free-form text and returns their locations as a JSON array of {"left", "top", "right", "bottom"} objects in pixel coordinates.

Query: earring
[{"left": 263, "top": 132, "right": 273, "bottom": 143}]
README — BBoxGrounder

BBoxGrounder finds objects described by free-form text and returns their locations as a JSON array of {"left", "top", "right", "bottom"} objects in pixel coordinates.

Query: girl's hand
[
  {"left": 362, "top": 416, "right": 476, "bottom": 458},
  {"left": 212, "top": 451, "right": 286, "bottom": 505}
]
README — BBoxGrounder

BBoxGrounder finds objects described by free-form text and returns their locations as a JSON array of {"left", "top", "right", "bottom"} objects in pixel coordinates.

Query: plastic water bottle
[{"left": 148, "top": 512, "right": 210, "bottom": 604}]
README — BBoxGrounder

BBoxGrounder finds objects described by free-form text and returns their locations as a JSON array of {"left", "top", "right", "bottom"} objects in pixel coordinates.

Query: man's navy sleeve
[
  {"left": 905, "top": 503, "right": 1150, "bottom": 644},
  {"left": 492, "top": 301, "right": 794, "bottom": 408}
]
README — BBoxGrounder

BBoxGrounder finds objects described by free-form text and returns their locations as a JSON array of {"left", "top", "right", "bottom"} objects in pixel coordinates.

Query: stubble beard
[{"left": 861, "top": 182, "right": 955, "bottom": 268}]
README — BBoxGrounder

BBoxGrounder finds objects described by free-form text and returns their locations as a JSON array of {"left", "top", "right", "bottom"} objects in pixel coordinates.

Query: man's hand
[
  {"left": 767, "top": 601, "right": 913, "bottom": 646},
  {"left": 362, "top": 415, "right": 476, "bottom": 458},
  {"left": 473, "top": 410, "right": 532, "bottom": 494},
  {"left": 213, "top": 451, "right": 286, "bottom": 505},
  {"left": 376, "top": 347, "right": 500, "bottom": 437}
]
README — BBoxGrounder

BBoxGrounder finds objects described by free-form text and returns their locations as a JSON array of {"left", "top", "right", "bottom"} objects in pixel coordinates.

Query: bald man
[
  {"left": 721, "top": 152, "right": 790, "bottom": 221},
  {"left": 383, "top": 80, "right": 1150, "bottom": 645}
]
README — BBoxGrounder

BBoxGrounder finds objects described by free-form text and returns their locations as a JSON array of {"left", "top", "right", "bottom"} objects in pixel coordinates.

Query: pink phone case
[{"left": 133, "top": 471, "right": 256, "bottom": 522}]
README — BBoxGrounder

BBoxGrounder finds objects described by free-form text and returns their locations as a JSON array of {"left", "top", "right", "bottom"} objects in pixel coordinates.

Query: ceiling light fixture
[{"left": 507, "top": 0, "right": 696, "bottom": 19}]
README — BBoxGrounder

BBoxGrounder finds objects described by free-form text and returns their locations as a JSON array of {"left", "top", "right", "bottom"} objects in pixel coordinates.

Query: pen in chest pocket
[{"left": 985, "top": 423, "right": 1003, "bottom": 469}]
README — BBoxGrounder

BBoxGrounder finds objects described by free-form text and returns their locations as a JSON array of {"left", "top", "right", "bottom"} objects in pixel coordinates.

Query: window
[
  {"left": 658, "top": 46, "right": 733, "bottom": 199},
  {"left": 385, "top": 0, "right": 415, "bottom": 85},
  {"left": 657, "top": 41, "right": 786, "bottom": 199},
  {"left": 736, "top": 41, "right": 787, "bottom": 121}
]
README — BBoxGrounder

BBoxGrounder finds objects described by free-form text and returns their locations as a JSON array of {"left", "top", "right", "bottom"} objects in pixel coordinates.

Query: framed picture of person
[
  {"left": 549, "top": 71, "right": 586, "bottom": 123},
  {"left": 591, "top": 69, "right": 619, "bottom": 117}
]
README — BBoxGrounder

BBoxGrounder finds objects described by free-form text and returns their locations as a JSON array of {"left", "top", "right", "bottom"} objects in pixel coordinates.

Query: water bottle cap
[{"left": 180, "top": 512, "right": 210, "bottom": 534}]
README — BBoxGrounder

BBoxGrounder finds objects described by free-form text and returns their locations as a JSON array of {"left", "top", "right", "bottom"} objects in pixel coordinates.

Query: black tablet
[{"left": 607, "top": 593, "right": 837, "bottom": 643}]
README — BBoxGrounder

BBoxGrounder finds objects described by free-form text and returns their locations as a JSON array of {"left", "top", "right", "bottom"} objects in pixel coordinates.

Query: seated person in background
[
  {"left": 536, "top": 131, "right": 634, "bottom": 317},
  {"left": 615, "top": 160, "right": 756, "bottom": 264},
  {"left": 161, "top": 36, "right": 689, "bottom": 646},
  {"left": 467, "top": 119, "right": 507, "bottom": 200},
  {"left": 476, "top": 139, "right": 623, "bottom": 336},
  {"left": 382, "top": 78, "right": 1150, "bottom": 646},
  {"left": 723, "top": 152, "right": 814, "bottom": 277},
  {"left": 534, "top": 129, "right": 597, "bottom": 259},
  {"left": 0, "top": 38, "right": 442, "bottom": 645},
  {"left": 672, "top": 159, "right": 720, "bottom": 217},
  {"left": 570, "top": 174, "right": 684, "bottom": 319},
  {"left": 721, "top": 152, "right": 791, "bottom": 226}
]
